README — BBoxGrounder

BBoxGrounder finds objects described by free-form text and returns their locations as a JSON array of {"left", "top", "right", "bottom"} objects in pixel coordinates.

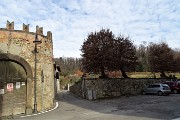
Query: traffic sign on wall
[{"left": 7, "top": 83, "right": 13, "bottom": 92}]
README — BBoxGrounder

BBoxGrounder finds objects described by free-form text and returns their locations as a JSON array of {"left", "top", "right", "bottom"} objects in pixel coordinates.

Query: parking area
[
  {"left": 98, "top": 94, "right": 180, "bottom": 120},
  {"left": 14, "top": 91, "right": 180, "bottom": 120}
]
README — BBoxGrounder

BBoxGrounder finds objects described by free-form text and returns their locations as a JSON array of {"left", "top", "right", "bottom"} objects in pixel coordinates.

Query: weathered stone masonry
[
  {"left": 70, "top": 78, "right": 171, "bottom": 99},
  {"left": 0, "top": 20, "right": 54, "bottom": 116}
]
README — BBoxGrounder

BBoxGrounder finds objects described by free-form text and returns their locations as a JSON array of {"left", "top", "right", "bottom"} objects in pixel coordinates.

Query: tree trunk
[
  {"left": 99, "top": 66, "right": 107, "bottom": 78},
  {"left": 120, "top": 67, "right": 129, "bottom": 78},
  {"left": 153, "top": 72, "right": 156, "bottom": 78},
  {"left": 160, "top": 71, "right": 168, "bottom": 78}
]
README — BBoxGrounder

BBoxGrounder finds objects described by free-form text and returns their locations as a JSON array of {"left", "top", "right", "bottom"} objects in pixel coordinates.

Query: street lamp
[{"left": 33, "top": 34, "right": 42, "bottom": 113}]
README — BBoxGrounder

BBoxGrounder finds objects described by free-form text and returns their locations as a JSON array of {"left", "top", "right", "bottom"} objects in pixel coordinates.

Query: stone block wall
[
  {"left": 70, "top": 78, "right": 170, "bottom": 99},
  {"left": 69, "top": 81, "right": 83, "bottom": 97}
]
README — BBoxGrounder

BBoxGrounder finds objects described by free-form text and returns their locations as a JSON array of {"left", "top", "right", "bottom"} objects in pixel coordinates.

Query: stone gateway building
[{"left": 0, "top": 21, "right": 55, "bottom": 117}]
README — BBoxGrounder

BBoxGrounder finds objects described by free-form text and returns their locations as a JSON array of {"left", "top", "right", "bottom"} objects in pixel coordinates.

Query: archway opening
[
  {"left": 0, "top": 53, "right": 33, "bottom": 117},
  {"left": 0, "top": 60, "right": 27, "bottom": 116}
]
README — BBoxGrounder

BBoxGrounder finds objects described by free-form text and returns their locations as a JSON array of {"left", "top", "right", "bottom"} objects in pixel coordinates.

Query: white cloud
[{"left": 0, "top": 0, "right": 180, "bottom": 58}]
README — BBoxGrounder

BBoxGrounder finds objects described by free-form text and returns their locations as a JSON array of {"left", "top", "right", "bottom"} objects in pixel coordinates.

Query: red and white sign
[{"left": 7, "top": 83, "right": 13, "bottom": 92}]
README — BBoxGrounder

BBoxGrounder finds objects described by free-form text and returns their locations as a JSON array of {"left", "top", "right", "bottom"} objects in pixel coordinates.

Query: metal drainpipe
[{"left": 33, "top": 44, "right": 37, "bottom": 113}]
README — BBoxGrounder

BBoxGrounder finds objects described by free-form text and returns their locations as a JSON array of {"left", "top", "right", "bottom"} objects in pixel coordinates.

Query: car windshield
[
  {"left": 162, "top": 84, "right": 169, "bottom": 89},
  {"left": 162, "top": 84, "right": 169, "bottom": 87}
]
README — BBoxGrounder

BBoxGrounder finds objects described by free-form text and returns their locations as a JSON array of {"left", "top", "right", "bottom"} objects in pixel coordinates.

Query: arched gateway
[{"left": 0, "top": 53, "right": 33, "bottom": 116}]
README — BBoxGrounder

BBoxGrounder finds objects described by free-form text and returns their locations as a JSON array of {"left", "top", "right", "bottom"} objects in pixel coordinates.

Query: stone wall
[
  {"left": 70, "top": 78, "right": 171, "bottom": 99},
  {"left": 69, "top": 81, "right": 83, "bottom": 97},
  {"left": 0, "top": 20, "right": 54, "bottom": 115}
]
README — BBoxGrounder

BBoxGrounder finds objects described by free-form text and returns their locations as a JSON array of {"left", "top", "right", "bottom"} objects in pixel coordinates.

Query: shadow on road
[{"left": 55, "top": 90, "right": 180, "bottom": 120}]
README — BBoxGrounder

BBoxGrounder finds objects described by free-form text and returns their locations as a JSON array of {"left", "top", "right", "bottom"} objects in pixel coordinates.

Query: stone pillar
[
  {"left": 67, "top": 84, "right": 69, "bottom": 91},
  {"left": 47, "top": 31, "right": 52, "bottom": 40},
  {"left": 23, "top": 23, "right": 29, "bottom": 32},
  {"left": 36, "top": 26, "right": 43, "bottom": 35},
  {"left": 6, "top": 20, "right": 14, "bottom": 30},
  {"left": 26, "top": 78, "right": 32, "bottom": 114},
  {"left": 57, "top": 79, "right": 60, "bottom": 92}
]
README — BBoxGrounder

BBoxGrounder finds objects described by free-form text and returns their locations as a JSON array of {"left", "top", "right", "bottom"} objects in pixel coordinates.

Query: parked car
[
  {"left": 141, "top": 83, "right": 171, "bottom": 96},
  {"left": 164, "top": 81, "right": 180, "bottom": 94}
]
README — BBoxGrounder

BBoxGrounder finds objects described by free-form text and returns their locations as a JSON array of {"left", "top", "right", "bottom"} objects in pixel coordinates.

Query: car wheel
[
  {"left": 174, "top": 90, "right": 178, "bottom": 94},
  {"left": 158, "top": 91, "right": 163, "bottom": 96},
  {"left": 141, "top": 91, "right": 146, "bottom": 95}
]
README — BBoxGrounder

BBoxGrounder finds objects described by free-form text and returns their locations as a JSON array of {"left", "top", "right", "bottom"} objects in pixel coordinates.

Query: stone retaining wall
[
  {"left": 70, "top": 78, "right": 174, "bottom": 99},
  {"left": 69, "top": 81, "right": 83, "bottom": 97}
]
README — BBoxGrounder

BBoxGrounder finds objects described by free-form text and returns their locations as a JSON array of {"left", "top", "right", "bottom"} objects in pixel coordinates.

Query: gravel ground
[{"left": 97, "top": 94, "right": 180, "bottom": 120}]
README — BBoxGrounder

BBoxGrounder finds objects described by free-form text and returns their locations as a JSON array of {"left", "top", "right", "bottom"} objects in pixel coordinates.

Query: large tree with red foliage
[
  {"left": 81, "top": 29, "right": 114, "bottom": 78},
  {"left": 81, "top": 29, "right": 137, "bottom": 78},
  {"left": 148, "top": 42, "right": 175, "bottom": 78},
  {"left": 173, "top": 50, "right": 180, "bottom": 72},
  {"left": 109, "top": 36, "right": 137, "bottom": 78}
]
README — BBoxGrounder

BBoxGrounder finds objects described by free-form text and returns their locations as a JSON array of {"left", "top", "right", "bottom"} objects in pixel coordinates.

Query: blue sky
[{"left": 0, "top": 0, "right": 179, "bottom": 58}]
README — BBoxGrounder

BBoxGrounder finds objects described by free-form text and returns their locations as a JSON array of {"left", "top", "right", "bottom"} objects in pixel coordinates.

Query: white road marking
[{"left": 20, "top": 102, "right": 59, "bottom": 118}]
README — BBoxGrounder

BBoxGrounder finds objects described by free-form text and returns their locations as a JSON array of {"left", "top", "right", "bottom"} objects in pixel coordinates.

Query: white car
[{"left": 141, "top": 83, "right": 171, "bottom": 96}]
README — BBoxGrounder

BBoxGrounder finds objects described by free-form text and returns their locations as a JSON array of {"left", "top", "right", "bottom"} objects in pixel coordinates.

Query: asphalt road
[{"left": 12, "top": 91, "right": 180, "bottom": 120}]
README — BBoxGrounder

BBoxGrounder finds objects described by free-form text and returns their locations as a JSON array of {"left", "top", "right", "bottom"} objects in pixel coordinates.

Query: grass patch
[{"left": 128, "top": 72, "right": 180, "bottom": 79}]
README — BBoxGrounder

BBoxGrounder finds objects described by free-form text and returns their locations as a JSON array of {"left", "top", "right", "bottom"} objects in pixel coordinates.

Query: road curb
[{"left": 20, "top": 102, "right": 59, "bottom": 118}]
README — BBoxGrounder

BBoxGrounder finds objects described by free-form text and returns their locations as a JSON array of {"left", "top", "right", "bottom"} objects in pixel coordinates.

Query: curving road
[{"left": 13, "top": 90, "right": 180, "bottom": 120}]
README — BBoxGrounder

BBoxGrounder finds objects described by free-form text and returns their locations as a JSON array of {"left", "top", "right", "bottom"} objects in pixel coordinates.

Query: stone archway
[
  {"left": 0, "top": 53, "right": 32, "bottom": 79},
  {"left": 0, "top": 53, "right": 33, "bottom": 115}
]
